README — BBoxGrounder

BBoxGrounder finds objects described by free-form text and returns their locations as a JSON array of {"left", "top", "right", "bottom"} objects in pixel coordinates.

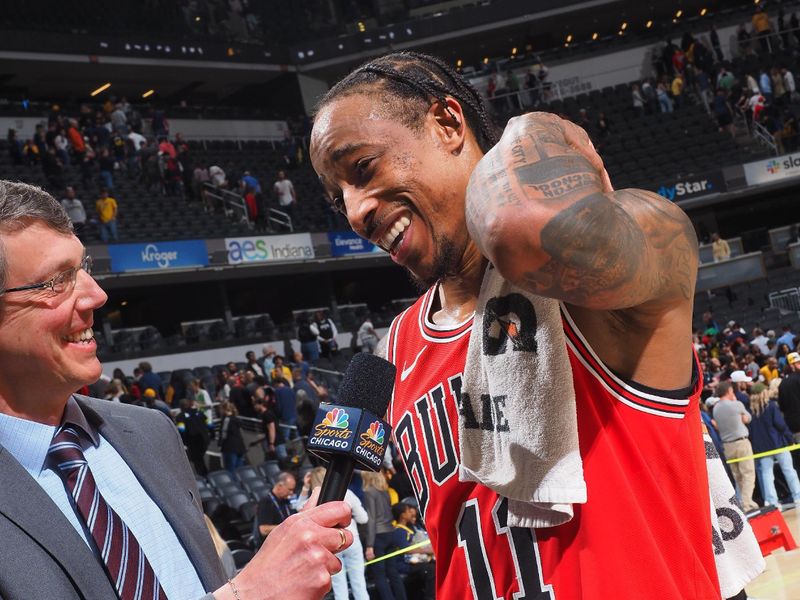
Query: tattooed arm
[{"left": 466, "top": 112, "right": 698, "bottom": 314}]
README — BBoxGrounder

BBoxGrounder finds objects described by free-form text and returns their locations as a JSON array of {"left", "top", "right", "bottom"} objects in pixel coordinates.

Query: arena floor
[{"left": 746, "top": 507, "right": 800, "bottom": 599}]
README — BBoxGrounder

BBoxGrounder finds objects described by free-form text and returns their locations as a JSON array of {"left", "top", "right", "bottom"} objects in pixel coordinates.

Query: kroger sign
[{"left": 108, "top": 240, "right": 209, "bottom": 272}]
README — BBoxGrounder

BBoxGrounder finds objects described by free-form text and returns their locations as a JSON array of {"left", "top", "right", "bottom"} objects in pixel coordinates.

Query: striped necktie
[{"left": 48, "top": 425, "right": 168, "bottom": 600}]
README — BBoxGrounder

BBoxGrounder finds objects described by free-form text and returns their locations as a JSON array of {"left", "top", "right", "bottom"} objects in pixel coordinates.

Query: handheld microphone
[{"left": 306, "top": 353, "right": 396, "bottom": 504}]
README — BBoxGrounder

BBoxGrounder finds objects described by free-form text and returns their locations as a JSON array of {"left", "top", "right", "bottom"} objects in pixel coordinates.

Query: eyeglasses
[{"left": 0, "top": 255, "right": 93, "bottom": 298}]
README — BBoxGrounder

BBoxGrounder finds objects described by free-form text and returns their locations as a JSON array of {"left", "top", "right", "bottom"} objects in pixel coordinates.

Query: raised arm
[{"left": 466, "top": 112, "right": 698, "bottom": 315}]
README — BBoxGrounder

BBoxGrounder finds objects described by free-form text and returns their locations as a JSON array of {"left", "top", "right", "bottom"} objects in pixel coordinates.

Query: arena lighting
[
  {"left": 456, "top": 58, "right": 462, "bottom": 67},
  {"left": 483, "top": 57, "right": 489, "bottom": 64},
  {"left": 142, "top": 89, "right": 155, "bottom": 98},
  {"left": 592, "top": 32, "right": 599, "bottom": 40},
  {"left": 121, "top": 301, "right": 128, "bottom": 307},
  {"left": 621, "top": 22, "right": 628, "bottom": 30},
  {"left": 565, "top": 34, "right": 572, "bottom": 43},
  {"left": 357, "top": 21, "right": 366, "bottom": 32},
  {"left": 618, "top": 30, "right": 624, "bottom": 35},
  {"left": 90, "top": 83, "right": 111, "bottom": 96},
  {"left": 675, "top": 9, "right": 682, "bottom": 17},
  {"left": 700, "top": 8, "right": 707, "bottom": 16},
  {"left": 511, "top": 47, "right": 518, "bottom": 55},
  {"left": 646, "top": 19, "right": 653, "bottom": 28}
]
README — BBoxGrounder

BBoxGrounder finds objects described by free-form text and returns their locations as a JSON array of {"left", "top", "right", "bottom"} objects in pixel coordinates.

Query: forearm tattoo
[{"left": 467, "top": 115, "right": 698, "bottom": 307}]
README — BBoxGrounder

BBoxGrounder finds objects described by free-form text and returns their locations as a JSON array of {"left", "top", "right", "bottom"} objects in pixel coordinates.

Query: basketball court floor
[{"left": 746, "top": 507, "right": 800, "bottom": 599}]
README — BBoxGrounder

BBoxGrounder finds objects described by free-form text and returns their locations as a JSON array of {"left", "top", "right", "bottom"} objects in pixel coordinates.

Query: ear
[{"left": 428, "top": 97, "right": 466, "bottom": 155}]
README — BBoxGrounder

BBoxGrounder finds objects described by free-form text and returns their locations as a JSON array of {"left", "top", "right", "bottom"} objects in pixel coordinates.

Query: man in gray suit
[{"left": 0, "top": 181, "right": 353, "bottom": 600}]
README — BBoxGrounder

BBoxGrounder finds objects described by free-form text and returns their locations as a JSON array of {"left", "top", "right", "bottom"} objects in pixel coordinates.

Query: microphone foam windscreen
[{"left": 337, "top": 353, "right": 397, "bottom": 417}]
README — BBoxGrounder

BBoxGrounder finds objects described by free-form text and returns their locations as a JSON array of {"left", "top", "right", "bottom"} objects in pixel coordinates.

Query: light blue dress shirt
[{"left": 0, "top": 398, "right": 207, "bottom": 600}]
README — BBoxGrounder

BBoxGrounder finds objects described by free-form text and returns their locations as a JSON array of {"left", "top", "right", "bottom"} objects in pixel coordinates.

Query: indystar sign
[
  {"left": 653, "top": 171, "right": 726, "bottom": 202},
  {"left": 225, "top": 233, "right": 315, "bottom": 264}
]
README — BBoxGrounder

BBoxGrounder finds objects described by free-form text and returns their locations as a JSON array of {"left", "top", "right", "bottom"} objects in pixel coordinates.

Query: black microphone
[{"left": 306, "top": 353, "right": 396, "bottom": 504}]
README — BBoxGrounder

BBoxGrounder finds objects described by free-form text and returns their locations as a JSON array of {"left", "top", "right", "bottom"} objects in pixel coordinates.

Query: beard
[{"left": 406, "top": 233, "right": 460, "bottom": 292}]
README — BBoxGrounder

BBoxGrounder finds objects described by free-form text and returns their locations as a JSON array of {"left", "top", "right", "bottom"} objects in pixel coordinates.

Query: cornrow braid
[{"left": 315, "top": 51, "right": 500, "bottom": 153}]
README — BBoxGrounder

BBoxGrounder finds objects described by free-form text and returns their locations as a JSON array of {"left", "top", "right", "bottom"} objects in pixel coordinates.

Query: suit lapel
[
  {"left": 79, "top": 398, "right": 224, "bottom": 592},
  {"left": 0, "top": 446, "right": 117, "bottom": 598}
]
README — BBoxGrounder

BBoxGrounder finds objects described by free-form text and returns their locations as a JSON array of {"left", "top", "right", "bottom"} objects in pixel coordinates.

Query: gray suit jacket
[{"left": 0, "top": 395, "right": 226, "bottom": 600}]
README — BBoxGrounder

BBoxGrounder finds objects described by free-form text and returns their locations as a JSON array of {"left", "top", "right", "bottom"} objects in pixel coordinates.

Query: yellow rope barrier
[
  {"left": 363, "top": 540, "right": 432, "bottom": 566},
  {"left": 725, "top": 443, "right": 800, "bottom": 464}
]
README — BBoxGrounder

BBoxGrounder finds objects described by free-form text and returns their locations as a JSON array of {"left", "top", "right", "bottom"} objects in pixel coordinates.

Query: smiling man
[
  {"left": 0, "top": 181, "right": 353, "bottom": 600},
  {"left": 310, "top": 52, "right": 762, "bottom": 600}
]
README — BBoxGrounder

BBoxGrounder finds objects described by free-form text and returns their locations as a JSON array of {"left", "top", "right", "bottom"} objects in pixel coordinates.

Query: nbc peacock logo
[
  {"left": 365, "top": 421, "right": 385, "bottom": 445},
  {"left": 321, "top": 408, "right": 349, "bottom": 429}
]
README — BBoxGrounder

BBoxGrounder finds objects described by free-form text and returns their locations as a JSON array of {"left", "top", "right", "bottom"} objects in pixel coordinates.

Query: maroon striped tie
[{"left": 49, "top": 425, "right": 168, "bottom": 600}]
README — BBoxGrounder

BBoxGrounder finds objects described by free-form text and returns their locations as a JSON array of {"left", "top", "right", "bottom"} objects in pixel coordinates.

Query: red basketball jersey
[{"left": 385, "top": 286, "right": 720, "bottom": 599}]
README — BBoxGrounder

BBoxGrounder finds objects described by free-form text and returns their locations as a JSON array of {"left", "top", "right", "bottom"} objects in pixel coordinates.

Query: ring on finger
[{"left": 336, "top": 528, "right": 347, "bottom": 550}]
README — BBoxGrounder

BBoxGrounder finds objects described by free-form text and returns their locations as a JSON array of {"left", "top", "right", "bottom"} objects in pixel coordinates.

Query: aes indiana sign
[
  {"left": 652, "top": 171, "right": 726, "bottom": 202},
  {"left": 225, "top": 233, "right": 315, "bottom": 265}
]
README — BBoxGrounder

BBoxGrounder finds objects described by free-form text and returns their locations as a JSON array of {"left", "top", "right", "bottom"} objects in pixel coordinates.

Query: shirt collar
[{"left": 0, "top": 396, "right": 100, "bottom": 477}]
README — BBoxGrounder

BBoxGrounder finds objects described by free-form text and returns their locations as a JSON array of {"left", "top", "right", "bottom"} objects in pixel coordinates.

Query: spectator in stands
[
  {"left": 777, "top": 325, "right": 796, "bottom": 349},
  {"left": 710, "top": 23, "right": 724, "bottom": 62},
  {"left": 22, "top": 138, "right": 40, "bottom": 165},
  {"left": 204, "top": 514, "right": 237, "bottom": 579},
  {"left": 60, "top": 186, "right": 87, "bottom": 239},
  {"left": 54, "top": 127, "right": 70, "bottom": 166},
  {"left": 158, "top": 135, "right": 177, "bottom": 159},
  {"left": 260, "top": 344, "right": 277, "bottom": 376},
  {"left": 297, "top": 315, "right": 321, "bottom": 363},
  {"left": 782, "top": 66, "right": 797, "bottom": 102},
  {"left": 95, "top": 187, "right": 118, "bottom": 242},
  {"left": 189, "top": 377, "right": 214, "bottom": 422},
  {"left": 779, "top": 353, "right": 800, "bottom": 444},
  {"left": 358, "top": 315, "right": 379, "bottom": 354},
  {"left": 641, "top": 78, "right": 658, "bottom": 114},
  {"left": 97, "top": 147, "right": 115, "bottom": 191},
  {"left": 151, "top": 107, "right": 169, "bottom": 138},
  {"left": 362, "top": 470, "right": 406, "bottom": 600},
  {"left": 138, "top": 360, "right": 164, "bottom": 398},
  {"left": 759, "top": 67, "right": 773, "bottom": 104},
  {"left": 240, "top": 170, "right": 262, "bottom": 193},
  {"left": 711, "top": 233, "right": 731, "bottom": 262},
  {"left": 391, "top": 502, "right": 435, "bottom": 600},
  {"left": 292, "top": 351, "right": 311, "bottom": 379},
  {"left": 631, "top": 84, "right": 645, "bottom": 117},
  {"left": 292, "top": 366, "right": 320, "bottom": 412},
  {"left": 243, "top": 185, "right": 264, "bottom": 231},
  {"left": 656, "top": 81, "right": 673, "bottom": 113},
  {"left": 752, "top": 6, "right": 774, "bottom": 53},
  {"left": 273, "top": 377, "right": 297, "bottom": 444},
  {"left": 299, "top": 467, "right": 370, "bottom": 600},
  {"left": 772, "top": 67, "right": 787, "bottom": 105},
  {"left": 141, "top": 139, "right": 161, "bottom": 193},
  {"left": 315, "top": 309, "right": 339, "bottom": 359},
  {"left": 143, "top": 387, "right": 171, "bottom": 416},
  {"left": 110, "top": 103, "right": 127, "bottom": 134},
  {"left": 749, "top": 380, "right": 800, "bottom": 506},
  {"left": 245, "top": 350, "right": 264, "bottom": 377},
  {"left": 273, "top": 169, "right": 297, "bottom": 224},
  {"left": 41, "top": 147, "right": 65, "bottom": 190},
  {"left": 255, "top": 471, "right": 297, "bottom": 545},
  {"left": 760, "top": 356, "right": 780, "bottom": 384},
  {"left": 731, "top": 370, "right": 753, "bottom": 409},
  {"left": 7, "top": 128, "right": 22, "bottom": 165},
  {"left": 219, "top": 400, "right": 247, "bottom": 473},
  {"left": 713, "top": 381, "right": 758, "bottom": 512},
  {"left": 270, "top": 355, "right": 293, "bottom": 384},
  {"left": 671, "top": 73, "right": 685, "bottom": 109},
  {"left": 209, "top": 163, "right": 227, "bottom": 188},
  {"left": 177, "top": 397, "right": 210, "bottom": 476},
  {"left": 254, "top": 393, "right": 286, "bottom": 462}
]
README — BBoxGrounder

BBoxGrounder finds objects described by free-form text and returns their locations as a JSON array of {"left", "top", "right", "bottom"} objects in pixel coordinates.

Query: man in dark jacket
[{"left": 778, "top": 352, "right": 800, "bottom": 443}]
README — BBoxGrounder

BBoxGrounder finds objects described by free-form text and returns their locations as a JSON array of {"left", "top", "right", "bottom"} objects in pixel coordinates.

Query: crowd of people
[{"left": 697, "top": 313, "right": 800, "bottom": 510}]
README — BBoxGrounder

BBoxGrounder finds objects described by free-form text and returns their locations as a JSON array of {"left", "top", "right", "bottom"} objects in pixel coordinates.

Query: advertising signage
[
  {"left": 652, "top": 172, "right": 726, "bottom": 202},
  {"left": 328, "top": 231, "right": 383, "bottom": 256},
  {"left": 225, "top": 233, "right": 315, "bottom": 265},
  {"left": 108, "top": 240, "right": 208, "bottom": 272}
]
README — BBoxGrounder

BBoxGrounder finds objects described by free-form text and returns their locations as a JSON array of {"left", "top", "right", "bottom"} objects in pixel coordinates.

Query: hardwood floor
[{"left": 744, "top": 506, "right": 800, "bottom": 600}]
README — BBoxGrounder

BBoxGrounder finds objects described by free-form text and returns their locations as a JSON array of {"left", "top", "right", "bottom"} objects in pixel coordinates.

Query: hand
[
  {"left": 216, "top": 489, "right": 352, "bottom": 600},
  {"left": 365, "top": 546, "right": 375, "bottom": 561}
]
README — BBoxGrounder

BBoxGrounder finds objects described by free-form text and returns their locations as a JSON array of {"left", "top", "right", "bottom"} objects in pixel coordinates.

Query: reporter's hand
[
  {"left": 214, "top": 489, "right": 352, "bottom": 600},
  {"left": 365, "top": 546, "right": 375, "bottom": 561}
]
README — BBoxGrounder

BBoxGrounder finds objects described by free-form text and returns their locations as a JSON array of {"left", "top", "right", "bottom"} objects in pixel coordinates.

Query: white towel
[
  {"left": 459, "top": 265, "right": 587, "bottom": 528},
  {"left": 703, "top": 432, "right": 765, "bottom": 597}
]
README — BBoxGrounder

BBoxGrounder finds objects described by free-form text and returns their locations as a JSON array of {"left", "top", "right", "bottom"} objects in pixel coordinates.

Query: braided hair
[{"left": 315, "top": 51, "right": 500, "bottom": 153}]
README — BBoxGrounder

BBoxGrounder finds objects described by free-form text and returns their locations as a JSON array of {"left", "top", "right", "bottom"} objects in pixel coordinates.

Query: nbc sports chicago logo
[{"left": 359, "top": 421, "right": 385, "bottom": 455}]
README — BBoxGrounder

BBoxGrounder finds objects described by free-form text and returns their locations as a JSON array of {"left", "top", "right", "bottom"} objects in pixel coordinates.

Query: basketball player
[{"left": 310, "top": 53, "right": 750, "bottom": 599}]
